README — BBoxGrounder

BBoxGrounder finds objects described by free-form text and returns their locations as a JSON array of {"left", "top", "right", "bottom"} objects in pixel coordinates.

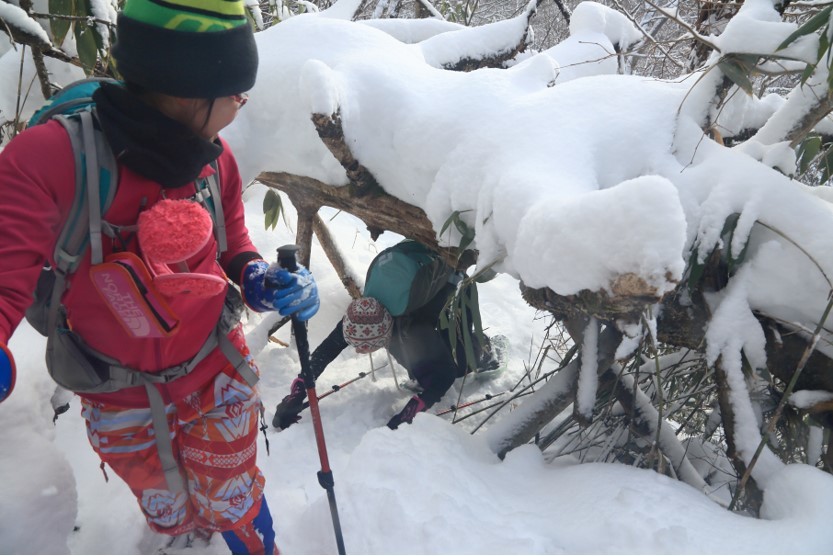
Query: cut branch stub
[
  {"left": 521, "top": 280, "right": 663, "bottom": 324},
  {"left": 311, "top": 111, "right": 383, "bottom": 195}
]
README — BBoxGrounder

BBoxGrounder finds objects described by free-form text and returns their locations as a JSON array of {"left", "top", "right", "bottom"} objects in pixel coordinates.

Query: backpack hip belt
[{"left": 47, "top": 287, "right": 257, "bottom": 494}]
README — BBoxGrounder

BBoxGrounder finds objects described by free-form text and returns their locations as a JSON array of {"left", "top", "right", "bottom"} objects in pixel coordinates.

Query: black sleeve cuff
[
  {"left": 310, "top": 321, "right": 349, "bottom": 380},
  {"left": 226, "top": 251, "right": 263, "bottom": 286}
]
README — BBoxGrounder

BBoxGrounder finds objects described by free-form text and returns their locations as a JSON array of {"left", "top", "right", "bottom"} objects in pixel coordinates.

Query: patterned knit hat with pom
[
  {"left": 112, "top": 0, "right": 258, "bottom": 98},
  {"left": 342, "top": 297, "right": 393, "bottom": 354}
]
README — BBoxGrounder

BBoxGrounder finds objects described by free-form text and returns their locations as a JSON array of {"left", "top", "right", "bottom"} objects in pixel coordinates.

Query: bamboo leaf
[
  {"left": 718, "top": 56, "right": 754, "bottom": 96},
  {"left": 74, "top": 18, "right": 98, "bottom": 75},
  {"left": 777, "top": 5, "right": 832, "bottom": 51},
  {"left": 440, "top": 211, "right": 459, "bottom": 238},
  {"left": 819, "top": 29, "right": 830, "bottom": 62},
  {"left": 797, "top": 135, "right": 822, "bottom": 174},
  {"left": 720, "top": 213, "right": 750, "bottom": 275},
  {"left": 821, "top": 144, "right": 833, "bottom": 182},
  {"left": 468, "top": 282, "right": 484, "bottom": 340},
  {"left": 49, "top": 0, "right": 73, "bottom": 47},
  {"left": 686, "top": 244, "right": 708, "bottom": 290},
  {"left": 263, "top": 190, "right": 284, "bottom": 230},
  {"left": 801, "top": 62, "right": 818, "bottom": 85},
  {"left": 459, "top": 288, "right": 476, "bottom": 370}
]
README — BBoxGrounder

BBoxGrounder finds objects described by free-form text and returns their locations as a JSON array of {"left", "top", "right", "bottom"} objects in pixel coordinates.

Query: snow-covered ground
[
  {"left": 2, "top": 189, "right": 832, "bottom": 554},
  {"left": 2, "top": 0, "right": 833, "bottom": 552}
]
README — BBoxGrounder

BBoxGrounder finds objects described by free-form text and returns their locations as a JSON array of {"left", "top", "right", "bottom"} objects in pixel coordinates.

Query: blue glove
[
  {"left": 0, "top": 342, "right": 16, "bottom": 403},
  {"left": 242, "top": 260, "right": 320, "bottom": 321}
]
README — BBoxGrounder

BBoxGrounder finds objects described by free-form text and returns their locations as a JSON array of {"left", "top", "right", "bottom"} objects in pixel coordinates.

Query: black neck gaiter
[{"left": 93, "top": 83, "right": 224, "bottom": 188}]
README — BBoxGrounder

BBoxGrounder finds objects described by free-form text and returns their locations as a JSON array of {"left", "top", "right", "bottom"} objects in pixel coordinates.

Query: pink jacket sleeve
[{"left": 0, "top": 122, "right": 75, "bottom": 344}]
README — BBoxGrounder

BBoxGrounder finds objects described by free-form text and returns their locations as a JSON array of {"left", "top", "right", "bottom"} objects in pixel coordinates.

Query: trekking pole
[
  {"left": 275, "top": 244, "right": 347, "bottom": 555},
  {"left": 435, "top": 391, "right": 506, "bottom": 416},
  {"left": 298, "top": 364, "right": 388, "bottom": 411}
]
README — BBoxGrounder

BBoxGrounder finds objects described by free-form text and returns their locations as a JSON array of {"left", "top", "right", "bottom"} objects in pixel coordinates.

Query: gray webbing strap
[
  {"left": 52, "top": 115, "right": 86, "bottom": 275},
  {"left": 47, "top": 111, "right": 119, "bottom": 335},
  {"left": 46, "top": 273, "right": 67, "bottom": 338},
  {"left": 137, "top": 331, "right": 259, "bottom": 495},
  {"left": 79, "top": 111, "right": 103, "bottom": 265},
  {"left": 104, "top": 325, "right": 224, "bottom": 388},
  {"left": 218, "top": 332, "right": 259, "bottom": 387},
  {"left": 49, "top": 116, "right": 88, "bottom": 335},
  {"left": 204, "top": 168, "right": 227, "bottom": 254},
  {"left": 142, "top": 381, "right": 186, "bottom": 494}
]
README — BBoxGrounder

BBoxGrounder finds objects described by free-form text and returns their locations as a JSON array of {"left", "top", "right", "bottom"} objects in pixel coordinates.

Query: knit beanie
[
  {"left": 112, "top": 0, "right": 258, "bottom": 98},
  {"left": 343, "top": 297, "right": 394, "bottom": 354}
]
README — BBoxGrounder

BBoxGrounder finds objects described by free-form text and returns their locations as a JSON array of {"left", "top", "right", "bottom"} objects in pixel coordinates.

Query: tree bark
[
  {"left": 487, "top": 320, "right": 622, "bottom": 459},
  {"left": 256, "top": 171, "right": 462, "bottom": 267},
  {"left": 712, "top": 355, "right": 764, "bottom": 513},
  {"left": 313, "top": 213, "right": 363, "bottom": 299},
  {"left": 442, "top": 0, "right": 544, "bottom": 72}
]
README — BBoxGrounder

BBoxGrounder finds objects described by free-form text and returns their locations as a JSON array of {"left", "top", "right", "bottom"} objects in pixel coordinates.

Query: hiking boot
[
  {"left": 474, "top": 335, "right": 509, "bottom": 380},
  {"left": 272, "top": 377, "right": 307, "bottom": 430},
  {"left": 387, "top": 395, "right": 427, "bottom": 430}
]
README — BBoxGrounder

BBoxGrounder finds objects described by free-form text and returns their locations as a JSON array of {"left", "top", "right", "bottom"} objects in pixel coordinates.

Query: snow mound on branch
[
  {"left": 569, "top": 1, "right": 642, "bottom": 49},
  {"left": 228, "top": 3, "right": 833, "bottom": 330}
]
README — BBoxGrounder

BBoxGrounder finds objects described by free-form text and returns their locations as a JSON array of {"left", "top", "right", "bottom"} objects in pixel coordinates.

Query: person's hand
[
  {"left": 242, "top": 260, "right": 320, "bottom": 321},
  {"left": 0, "top": 342, "right": 17, "bottom": 403}
]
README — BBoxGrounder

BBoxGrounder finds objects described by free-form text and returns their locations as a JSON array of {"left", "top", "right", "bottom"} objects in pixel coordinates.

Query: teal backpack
[
  {"left": 363, "top": 240, "right": 453, "bottom": 316},
  {"left": 24, "top": 77, "right": 228, "bottom": 337}
]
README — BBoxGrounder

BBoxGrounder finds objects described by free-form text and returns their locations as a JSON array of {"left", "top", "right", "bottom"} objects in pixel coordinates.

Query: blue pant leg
[{"left": 221, "top": 497, "right": 278, "bottom": 555}]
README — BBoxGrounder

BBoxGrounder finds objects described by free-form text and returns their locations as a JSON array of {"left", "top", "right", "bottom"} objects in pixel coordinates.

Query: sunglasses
[{"left": 231, "top": 92, "right": 249, "bottom": 107}]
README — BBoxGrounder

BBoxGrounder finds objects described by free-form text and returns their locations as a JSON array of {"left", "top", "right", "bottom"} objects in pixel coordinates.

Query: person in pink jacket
[{"left": 0, "top": 0, "right": 317, "bottom": 553}]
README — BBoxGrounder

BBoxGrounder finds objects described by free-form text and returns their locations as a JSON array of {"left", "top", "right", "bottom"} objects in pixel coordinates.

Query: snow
[
  {"left": 0, "top": 2, "right": 51, "bottom": 46},
  {"left": 2, "top": 0, "right": 833, "bottom": 553},
  {"left": 576, "top": 317, "right": 599, "bottom": 420},
  {"left": 713, "top": 0, "right": 818, "bottom": 62},
  {"left": 5, "top": 193, "right": 832, "bottom": 554},
  {"left": 790, "top": 389, "right": 833, "bottom": 409}
]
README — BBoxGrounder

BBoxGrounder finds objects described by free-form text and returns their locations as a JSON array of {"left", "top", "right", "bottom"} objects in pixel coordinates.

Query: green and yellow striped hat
[{"left": 112, "top": 0, "right": 258, "bottom": 98}]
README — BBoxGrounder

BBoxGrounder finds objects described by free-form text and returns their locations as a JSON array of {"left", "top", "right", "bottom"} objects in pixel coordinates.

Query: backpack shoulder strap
[
  {"left": 46, "top": 110, "right": 119, "bottom": 333},
  {"left": 197, "top": 161, "right": 228, "bottom": 255}
]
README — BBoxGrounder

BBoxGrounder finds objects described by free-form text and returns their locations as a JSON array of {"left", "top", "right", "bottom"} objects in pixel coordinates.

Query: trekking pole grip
[
  {"left": 277, "top": 244, "right": 300, "bottom": 273},
  {"left": 276, "top": 244, "right": 314, "bottom": 386}
]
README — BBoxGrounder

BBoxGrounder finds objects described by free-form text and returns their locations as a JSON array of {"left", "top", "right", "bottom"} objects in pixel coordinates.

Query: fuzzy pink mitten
[{"left": 138, "top": 199, "right": 226, "bottom": 298}]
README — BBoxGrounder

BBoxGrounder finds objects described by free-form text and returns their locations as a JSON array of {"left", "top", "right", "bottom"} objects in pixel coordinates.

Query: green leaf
[
  {"left": 718, "top": 56, "right": 754, "bottom": 95},
  {"left": 474, "top": 268, "right": 497, "bottom": 283},
  {"left": 439, "top": 211, "right": 456, "bottom": 238},
  {"left": 49, "top": 0, "right": 73, "bottom": 48},
  {"left": 459, "top": 289, "right": 476, "bottom": 371},
  {"left": 821, "top": 144, "right": 833, "bottom": 183},
  {"left": 263, "top": 190, "right": 284, "bottom": 231},
  {"left": 440, "top": 209, "right": 476, "bottom": 253},
  {"left": 719, "top": 212, "right": 751, "bottom": 275},
  {"left": 467, "top": 282, "right": 484, "bottom": 340},
  {"left": 74, "top": 21, "right": 99, "bottom": 75},
  {"left": 819, "top": 28, "right": 830, "bottom": 62},
  {"left": 777, "top": 6, "right": 832, "bottom": 51},
  {"left": 797, "top": 135, "right": 822, "bottom": 174},
  {"left": 687, "top": 249, "right": 705, "bottom": 290},
  {"left": 800, "top": 62, "right": 818, "bottom": 85}
]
